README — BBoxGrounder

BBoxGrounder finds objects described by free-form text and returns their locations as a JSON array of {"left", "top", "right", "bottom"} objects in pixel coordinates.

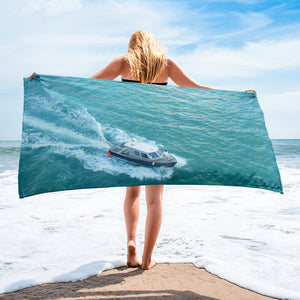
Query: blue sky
[{"left": 0, "top": 0, "right": 299, "bottom": 139}]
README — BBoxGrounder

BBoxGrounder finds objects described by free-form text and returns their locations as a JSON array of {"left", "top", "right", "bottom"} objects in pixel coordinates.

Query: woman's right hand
[
  {"left": 29, "top": 72, "right": 39, "bottom": 80},
  {"left": 245, "top": 89, "right": 257, "bottom": 95}
]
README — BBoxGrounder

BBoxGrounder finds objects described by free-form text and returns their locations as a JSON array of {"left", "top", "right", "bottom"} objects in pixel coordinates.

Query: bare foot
[
  {"left": 141, "top": 260, "right": 156, "bottom": 270},
  {"left": 127, "top": 240, "right": 140, "bottom": 267}
]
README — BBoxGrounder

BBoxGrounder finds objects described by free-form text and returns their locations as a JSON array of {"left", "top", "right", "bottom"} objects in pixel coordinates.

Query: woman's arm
[
  {"left": 30, "top": 57, "right": 124, "bottom": 81},
  {"left": 90, "top": 56, "right": 124, "bottom": 80},
  {"left": 29, "top": 72, "right": 39, "bottom": 80},
  {"left": 167, "top": 58, "right": 256, "bottom": 94},
  {"left": 167, "top": 58, "right": 212, "bottom": 89}
]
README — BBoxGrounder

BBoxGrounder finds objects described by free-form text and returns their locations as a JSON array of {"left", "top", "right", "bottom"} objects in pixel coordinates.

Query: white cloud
[
  {"left": 260, "top": 90, "right": 300, "bottom": 111},
  {"left": 176, "top": 39, "right": 300, "bottom": 80},
  {"left": 232, "top": 12, "right": 272, "bottom": 32},
  {"left": 20, "top": 0, "right": 83, "bottom": 16},
  {"left": 250, "top": 90, "right": 300, "bottom": 139}
]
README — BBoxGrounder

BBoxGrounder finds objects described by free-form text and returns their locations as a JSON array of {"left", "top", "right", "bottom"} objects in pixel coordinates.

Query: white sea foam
[
  {"left": 23, "top": 113, "right": 185, "bottom": 181},
  {"left": 0, "top": 156, "right": 299, "bottom": 298}
]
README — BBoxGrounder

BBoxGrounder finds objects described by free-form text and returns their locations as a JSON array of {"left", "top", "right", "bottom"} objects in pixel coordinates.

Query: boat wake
[{"left": 22, "top": 106, "right": 187, "bottom": 181}]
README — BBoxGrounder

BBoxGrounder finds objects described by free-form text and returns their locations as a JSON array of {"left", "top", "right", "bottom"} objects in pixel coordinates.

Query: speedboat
[{"left": 107, "top": 139, "right": 177, "bottom": 167}]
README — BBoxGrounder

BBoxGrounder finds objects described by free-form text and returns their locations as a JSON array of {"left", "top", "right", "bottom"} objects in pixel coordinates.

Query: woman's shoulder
[
  {"left": 166, "top": 58, "right": 177, "bottom": 71},
  {"left": 166, "top": 58, "right": 179, "bottom": 75},
  {"left": 166, "top": 57, "right": 175, "bottom": 65},
  {"left": 115, "top": 55, "right": 132, "bottom": 69},
  {"left": 107, "top": 55, "right": 127, "bottom": 72},
  {"left": 167, "top": 58, "right": 180, "bottom": 67},
  {"left": 110, "top": 55, "right": 126, "bottom": 64}
]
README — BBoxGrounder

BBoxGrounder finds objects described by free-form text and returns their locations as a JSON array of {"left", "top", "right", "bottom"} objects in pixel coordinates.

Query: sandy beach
[{"left": 0, "top": 263, "right": 278, "bottom": 300}]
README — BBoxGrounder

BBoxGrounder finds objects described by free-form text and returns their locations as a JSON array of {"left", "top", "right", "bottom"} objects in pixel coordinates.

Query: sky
[{"left": 0, "top": 0, "right": 300, "bottom": 139}]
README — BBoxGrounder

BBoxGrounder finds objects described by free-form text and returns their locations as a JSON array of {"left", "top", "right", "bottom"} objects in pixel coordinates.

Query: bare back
[
  {"left": 90, "top": 56, "right": 211, "bottom": 89},
  {"left": 121, "top": 57, "right": 169, "bottom": 84}
]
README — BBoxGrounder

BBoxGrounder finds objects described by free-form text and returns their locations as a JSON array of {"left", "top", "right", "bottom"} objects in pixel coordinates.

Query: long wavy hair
[{"left": 124, "top": 30, "right": 167, "bottom": 84}]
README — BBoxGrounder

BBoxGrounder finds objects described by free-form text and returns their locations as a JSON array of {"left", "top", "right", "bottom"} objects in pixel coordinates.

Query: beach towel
[{"left": 18, "top": 75, "right": 283, "bottom": 198}]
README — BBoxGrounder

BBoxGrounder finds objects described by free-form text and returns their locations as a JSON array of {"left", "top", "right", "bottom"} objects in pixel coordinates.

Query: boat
[{"left": 107, "top": 139, "right": 177, "bottom": 167}]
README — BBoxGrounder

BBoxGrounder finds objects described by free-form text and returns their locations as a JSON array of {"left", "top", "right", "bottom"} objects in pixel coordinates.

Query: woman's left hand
[{"left": 29, "top": 72, "right": 39, "bottom": 80}]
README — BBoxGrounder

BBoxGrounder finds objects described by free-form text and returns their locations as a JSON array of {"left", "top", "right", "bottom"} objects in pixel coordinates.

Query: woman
[
  {"left": 89, "top": 30, "right": 215, "bottom": 270},
  {"left": 31, "top": 30, "right": 255, "bottom": 270}
]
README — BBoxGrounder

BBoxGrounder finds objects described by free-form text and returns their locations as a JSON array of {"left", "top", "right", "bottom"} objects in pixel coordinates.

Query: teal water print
[{"left": 18, "top": 75, "right": 283, "bottom": 198}]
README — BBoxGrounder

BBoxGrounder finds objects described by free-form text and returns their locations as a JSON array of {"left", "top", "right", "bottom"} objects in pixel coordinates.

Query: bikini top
[{"left": 121, "top": 78, "right": 168, "bottom": 85}]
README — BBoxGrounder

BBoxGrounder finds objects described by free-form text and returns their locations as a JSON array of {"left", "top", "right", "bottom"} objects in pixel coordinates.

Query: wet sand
[{"left": 0, "top": 263, "right": 278, "bottom": 300}]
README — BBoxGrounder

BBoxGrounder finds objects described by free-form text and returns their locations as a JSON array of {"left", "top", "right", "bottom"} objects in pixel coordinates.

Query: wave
[{"left": 22, "top": 105, "right": 186, "bottom": 181}]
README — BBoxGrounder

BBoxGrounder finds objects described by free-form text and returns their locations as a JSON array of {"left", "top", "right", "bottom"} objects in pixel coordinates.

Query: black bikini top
[{"left": 121, "top": 78, "right": 168, "bottom": 85}]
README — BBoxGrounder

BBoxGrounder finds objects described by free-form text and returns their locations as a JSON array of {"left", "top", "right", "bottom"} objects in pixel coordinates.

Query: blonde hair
[{"left": 124, "top": 30, "right": 167, "bottom": 84}]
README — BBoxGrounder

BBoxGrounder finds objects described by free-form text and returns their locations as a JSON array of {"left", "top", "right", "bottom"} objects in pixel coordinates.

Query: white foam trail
[
  {"left": 174, "top": 155, "right": 187, "bottom": 168},
  {"left": 24, "top": 116, "right": 105, "bottom": 148},
  {"left": 23, "top": 109, "right": 186, "bottom": 181},
  {"left": 96, "top": 122, "right": 107, "bottom": 144}
]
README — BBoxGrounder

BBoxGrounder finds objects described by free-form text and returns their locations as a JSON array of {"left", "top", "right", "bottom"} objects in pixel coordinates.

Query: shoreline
[{"left": 0, "top": 263, "right": 278, "bottom": 299}]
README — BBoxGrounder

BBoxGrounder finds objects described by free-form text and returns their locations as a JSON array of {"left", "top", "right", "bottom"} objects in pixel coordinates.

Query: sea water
[
  {"left": 19, "top": 76, "right": 282, "bottom": 197},
  {"left": 0, "top": 139, "right": 299, "bottom": 299}
]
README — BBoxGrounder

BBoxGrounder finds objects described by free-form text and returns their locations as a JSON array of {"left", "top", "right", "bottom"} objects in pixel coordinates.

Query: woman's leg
[
  {"left": 124, "top": 186, "right": 141, "bottom": 267},
  {"left": 142, "top": 185, "right": 164, "bottom": 270}
]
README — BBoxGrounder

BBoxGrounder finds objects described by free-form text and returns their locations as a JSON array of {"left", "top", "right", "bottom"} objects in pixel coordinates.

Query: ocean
[{"left": 0, "top": 139, "right": 299, "bottom": 299}]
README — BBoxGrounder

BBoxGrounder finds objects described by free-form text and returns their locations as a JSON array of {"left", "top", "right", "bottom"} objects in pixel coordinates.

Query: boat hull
[{"left": 110, "top": 151, "right": 177, "bottom": 168}]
